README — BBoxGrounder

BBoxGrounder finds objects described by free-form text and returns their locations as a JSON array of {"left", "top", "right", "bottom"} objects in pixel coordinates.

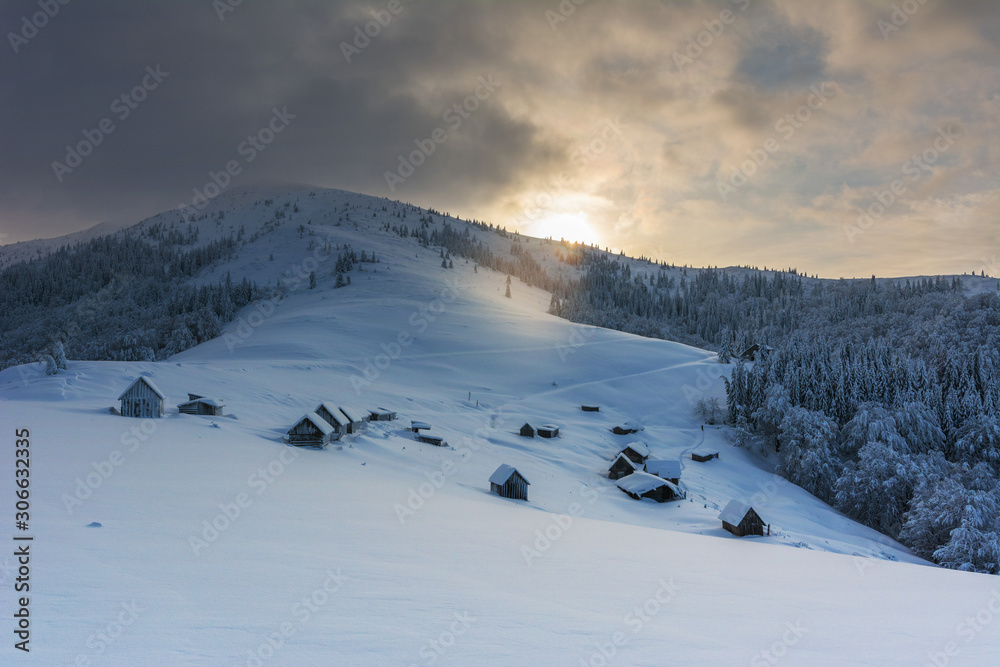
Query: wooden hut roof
[
  {"left": 316, "top": 402, "right": 346, "bottom": 424},
  {"left": 339, "top": 406, "right": 364, "bottom": 422},
  {"left": 118, "top": 376, "right": 166, "bottom": 400},
  {"left": 621, "top": 441, "right": 650, "bottom": 458},
  {"left": 411, "top": 420, "right": 432, "bottom": 430},
  {"left": 179, "top": 397, "right": 223, "bottom": 408},
  {"left": 719, "top": 499, "right": 763, "bottom": 525},
  {"left": 616, "top": 471, "right": 678, "bottom": 495},
  {"left": 611, "top": 453, "right": 639, "bottom": 471},
  {"left": 645, "top": 459, "right": 681, "bottom": 479},
  {"left": 490, "top": 464, "right": 529, "bottom": 486},
  {"left": 296, "top": 412, "right": 336, "bottom": 435}
]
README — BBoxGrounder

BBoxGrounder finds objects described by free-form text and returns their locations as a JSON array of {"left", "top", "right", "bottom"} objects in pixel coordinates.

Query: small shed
[
  {"left": 490, "top": 464, "right": 530, "bottom": 501},
  {"left": 284, "top": 412, "right": 335, "bottom": 448},
  {"left": 338, "top": 406, "right": 365, "bottom": 434},
  {"left": 720, "top": 500, "right": 768, "bottom": 537},
  {"left": 581, "top": 405, "right": 600, "bottom": 412},
  {"left": 537, "top": 424, "right": 560, "bottom": 438},
  {"left": 612, "top": 421, "right": 643, "bottom": 435},
  {"left": 315, "top": 403, "right": 348, "bottom": 434},
  {"left": 691, "top": 450, "right": 719, "bottom": 462},
  {"left": 177, "top": 396, "right": 224, "bottom": 416},
  {"left": 416, "top": 434, "right": 447, "bottom": 447},
  {"left": 608, "top": 453, "right": 639, "bottom": 480},
  {"left": 369, "top": 408, "right": 397, "bottom": 422},
  {"left": 619, "top": 442, "right": 650, "bottom": 464},
  {"left": 644, "top": 459, "right": 681, "bottom": 484},
  {"left": 410, "top": 420, "right": 432, "bottom": 432},
  {"left": 739, "top": 344, "right": 760, "bottom": 361},
  {"left": 519, "top": 423, "right": 536, "bottom": 438},
  {"left": 617, "top": 472, "right": 683, "bottom": 503},
  {"left": 118, "top": 377, "right": 165, "bottom": 418}
]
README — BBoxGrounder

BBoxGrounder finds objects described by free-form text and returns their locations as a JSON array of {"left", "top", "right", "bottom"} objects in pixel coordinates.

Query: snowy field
[{"left": 2, "top": 189, "right": 1000, "bottom": 665}]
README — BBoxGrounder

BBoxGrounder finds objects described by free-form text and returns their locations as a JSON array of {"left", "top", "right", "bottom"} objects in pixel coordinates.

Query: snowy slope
[{"left": 3, "top": 193, "right": 1000, "bottom": 665}]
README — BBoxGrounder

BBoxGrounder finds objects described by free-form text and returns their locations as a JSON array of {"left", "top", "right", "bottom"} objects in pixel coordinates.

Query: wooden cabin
[
  {"left": 416, "top": 434, "right": 447, "bottom": 447},
  {"left": 338, "top": 406, "right": 365, "bottom": 434},
  {"left": 314, "top": 403, "right": 348, "bottom": 435},
  {"left": 581, "top": 405, "right": 600, "bottom": 412},
  {"left": 284, "top": 412, "right": 335, "bottom": 448},
  {"left": 644, "top": 459, "right": 681, "bottom": 485},
  {"left": 611, "top": 421, "right": 643, "bottom": 435},
  {"left": 489, "top": 464, "right": 530, "bottom": 501},
  {"left": 739, "top": 344, "right": 760, "bottom": 361},
  {"left": 368, "top": 408, "right": 397, "bottom": 422},
  {"left": 537, "top": 424, "right": 560, "bottom": 439},
  {"left": 608, "top": 453, "right": 639, "bottom": 480},
  {"left": 617, "top": 472, "right": 683, "bottom": 503},
  {"left": 519, "top": 423, "right": 536, "bottom": 438},
  {"left": 691, "top": 450, "right": 719, "bottom": 462},
  {"left": 619, "top": 442, "right": 650, "bottom": 465},
  {"left": 720, "top": 500, "right": 768, "bottom": 537},
  {"left": 410, "top": 420, "right": 431, "bottom": 433},
  {"left": 118, "top": 377, "right": 165, "bottom": 418},
  {"left": 177, "top": 395, "right": 224, "bottom": 416}
]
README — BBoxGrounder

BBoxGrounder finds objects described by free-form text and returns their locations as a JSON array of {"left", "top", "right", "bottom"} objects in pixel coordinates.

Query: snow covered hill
[{"left": 2, "top": 187, "right": 999, "bottom": 665}]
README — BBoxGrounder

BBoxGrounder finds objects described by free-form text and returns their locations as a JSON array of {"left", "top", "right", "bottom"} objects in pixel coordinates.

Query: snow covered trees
[
  {"left": 776, "top": 407, "right": 839, "bottom": 503},
  {"left": 834, "top": 441, "right": 918, "bottom": 537}
]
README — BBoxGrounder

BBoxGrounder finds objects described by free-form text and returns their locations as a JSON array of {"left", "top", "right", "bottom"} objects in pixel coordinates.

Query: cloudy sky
[{"left": 1, "top": 0, "right": 998, "bottom": 277}]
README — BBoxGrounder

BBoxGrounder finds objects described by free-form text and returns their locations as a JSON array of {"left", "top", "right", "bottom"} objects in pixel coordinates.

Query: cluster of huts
[
  {"left": 607, "top": 442, "right": 685, "bottom": 503},
  {"left": 283, "top": 404, "right": 398, "bottom": 447},
  {"left": 117, "top": 377, "right": 224, "bottom": 419},
  {"left": 116, "top": 379, "right": 768, "bottom": 536}
]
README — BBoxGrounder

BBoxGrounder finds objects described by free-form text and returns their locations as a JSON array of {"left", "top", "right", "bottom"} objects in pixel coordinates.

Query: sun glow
[{"left": 529, "top": 211, "right": 601, "bottom": 246}]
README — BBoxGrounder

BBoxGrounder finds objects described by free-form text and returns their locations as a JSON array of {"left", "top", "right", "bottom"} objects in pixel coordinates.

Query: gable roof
[
  {"left": 411, "top": 420, "right": 431, "bottom": 430},
  {"left": 621, "top": 441, "right": 650, "bottom": 458},
  {"left": 645, "top": 459, "right": 681, "bottom": 479},
  {"left": 611, "top": 453, "right": 639, "bottom": 471},
  {"left": 339, "top": 406, "right": 363, "bottom": 422},
  {"left": 294, "top": 412, "right": 335, "bottom": 436},
  {"left": 719, "top": 499, "right": 763, "bottom": 525},
  {"left": 118, "top": 376, "right": 166, "bottom": 400},
  {"left": 315, "top": 403, "right": 346, "bottom": 426},
  {"left": 616, "top": 471, "right": 676, "bottom": 495},
  {"left": 490, "top": 464, "right": 529, "bottom": 486}
]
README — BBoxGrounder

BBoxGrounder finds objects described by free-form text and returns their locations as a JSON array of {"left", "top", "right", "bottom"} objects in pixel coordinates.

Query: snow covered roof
[
  {"left": 719, "top": 500, "right": 763, "bottom": 525},
  {"left": 297, "top": 412, "right": 335, "bottom": 436},
  {"left": 611, "top": 453, "right": 639, "bottom": 470},
  {"left": 411, "top": 420, "right": 431, "bottom": 430},
  {"left": 623, "top": 421, "right": 643, "bottom": 431},
  {"left": 118, "top": 376, "right": 166, "bottom": 400},
  {"left": 316, "top": 403, "right": 346, "bottom": 425},
  {"left": 178, "top": 397, "right": 223, "bottom": 407},
  {"left": 616, "top": 471, "right": 676, "bottom": 495},
  {"left": 490, "top": 464, "right": 529, "bottom": 486},
  {"left": 645, "top": 459, "right": 681, "bottom": 479},
  {"left": 539, "top": 424, "right": 559, "bottom": 430},
  {"left": 621, "top": 441, "right": 650, "bottom": 458},
  {"left": 339, "top": 406, "right": 363, "bottom": 422}
]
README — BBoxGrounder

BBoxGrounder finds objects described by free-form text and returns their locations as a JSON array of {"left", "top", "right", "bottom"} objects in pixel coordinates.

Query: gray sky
[{"left": 1, "top": 0, "right": 998, "bottom": 277}]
